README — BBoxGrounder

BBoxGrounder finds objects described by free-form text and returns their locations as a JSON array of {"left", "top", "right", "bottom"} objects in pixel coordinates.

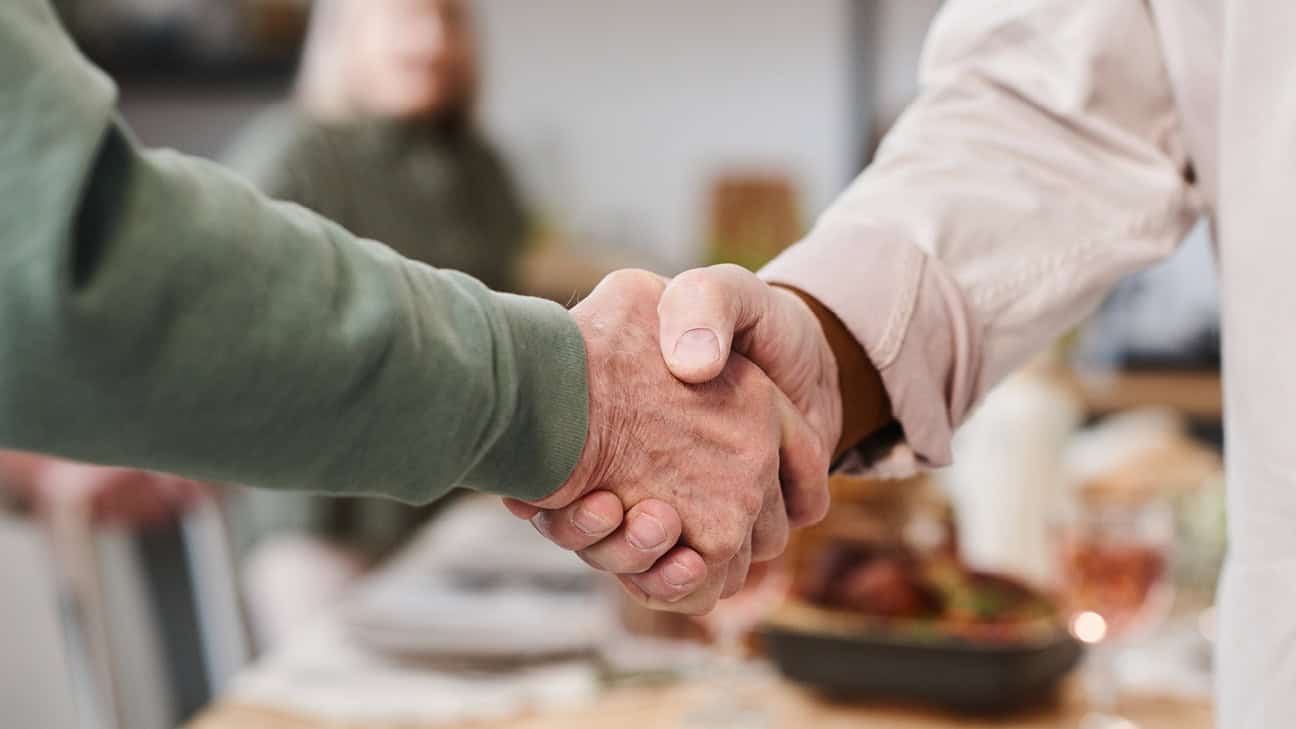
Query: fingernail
[
  {"left": 627, "top": 514, "right": 668, "bottom": 551},
  {"left": 572, "top": 506, "right": 611, "bottom": 536},
  {"left": 662, "top": 559, "right": 698, "bottom": 588},
  {"left": 529, "top": 513, "right": 552, "bottom": 538},
  {"left": 672, "top": 328, "right": 720, "bottom": 369}
]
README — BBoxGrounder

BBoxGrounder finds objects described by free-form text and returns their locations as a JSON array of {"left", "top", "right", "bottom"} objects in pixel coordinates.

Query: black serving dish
[{"left": 763, "top": 603, "right": 1084, "bottom": 712}]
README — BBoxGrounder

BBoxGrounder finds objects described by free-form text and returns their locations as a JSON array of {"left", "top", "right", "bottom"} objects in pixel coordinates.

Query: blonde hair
[{"left": 295, "top": 0, "right": 479, "bottom": 123}]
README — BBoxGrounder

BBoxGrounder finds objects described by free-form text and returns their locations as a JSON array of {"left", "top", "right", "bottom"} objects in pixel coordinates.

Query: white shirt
[{"left": 764, "top": 2, "right": 1286, "bottom": 725}]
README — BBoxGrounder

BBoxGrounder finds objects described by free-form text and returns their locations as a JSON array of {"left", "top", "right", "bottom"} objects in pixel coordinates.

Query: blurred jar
[{"left": 939, "top": 353, "right": 1084, "bottom": 588}]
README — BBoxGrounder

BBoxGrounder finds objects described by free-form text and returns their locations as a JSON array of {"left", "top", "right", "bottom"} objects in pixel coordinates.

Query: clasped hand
[{"left": 505, "top": 266, "right": 842, "bottom": 615}]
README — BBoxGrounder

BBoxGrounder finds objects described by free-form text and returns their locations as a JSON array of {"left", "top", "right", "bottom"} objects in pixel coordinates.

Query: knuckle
[
  {"left": 672, "top": 270, "right": 727, "bottom": 309},
  {"left": 718, "top": 528, "right": 748, "bottom": 563},
  {"left": 603, "top": 268, "right": 663, "bottom": 297},
  {"left": 631, "top": 499, "right": 680, "bottom": 530},
  {"left": 739, "top": 487, "right": 765, "bottom": 519},
  {"left": 693, "top": 531, "right": 742, "bottom": 564},
  {"left": 671, "top": 267, "right": 714, "bottom": 290},
  {"left": 711, "top": 263, "right": 749, "bottom": 278},
  {"left": 690, "top": 500, "right": 756, "bottom": 562}
]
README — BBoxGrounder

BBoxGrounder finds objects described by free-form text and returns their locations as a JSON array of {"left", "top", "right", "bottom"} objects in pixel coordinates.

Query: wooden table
[
  {"left": 1074, "top": 370, "right": 1222, "bottom": 420},
  {"left": 189, "top": 680, "right": 1210, "bottom": 729}
]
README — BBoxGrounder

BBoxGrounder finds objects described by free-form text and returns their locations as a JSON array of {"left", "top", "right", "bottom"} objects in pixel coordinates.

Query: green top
[
  {"left": 224, "top": 107, "right": 528, "bottom": 292},
  {"left": 0, "top": 0, "right": 589, "bottom": 505},
  {"left": 222, "top": 108, "right": 531, "bottom": 554}
]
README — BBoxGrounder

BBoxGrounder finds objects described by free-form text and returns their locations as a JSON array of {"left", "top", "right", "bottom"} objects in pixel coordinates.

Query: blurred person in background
[
  {"left": 0, "top": 451, "right": 209, "bottom": 527},
  {"left": 221, "top": 0, "right": 529, "bottom": 645},
  {"left": 0, "top": 451, "right": 217, "bottom": 718}
]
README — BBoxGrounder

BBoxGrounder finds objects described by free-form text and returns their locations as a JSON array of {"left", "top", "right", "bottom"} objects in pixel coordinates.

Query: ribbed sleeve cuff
[
  {"left": 762, "top": 220, "right": 981, "bottom": 472},
  {"left": 462, "top": 293, "right": 589, "bottom": 501}
]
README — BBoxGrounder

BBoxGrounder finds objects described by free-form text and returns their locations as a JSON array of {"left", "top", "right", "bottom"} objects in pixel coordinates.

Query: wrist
[
  {"left": 535, "top": 306, "right": 614, "bottom": 509},
  {"left": 771, "top": 284, "right": 891, "bottom": 460},
  {"left": 773, "top": 286, "right": 844, "bottom": 448},
  {"left": 458, "top": 293, "right": 590, "bottom": 502}
]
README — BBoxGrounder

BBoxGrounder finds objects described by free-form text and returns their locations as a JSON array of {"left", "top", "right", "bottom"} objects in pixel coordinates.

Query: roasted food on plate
[
  {"left": 787, "top": 543, "right": 1063, "bottom": 645},
  {"left": 763, "top": 476, "right": 1082, "bottom": 709}
]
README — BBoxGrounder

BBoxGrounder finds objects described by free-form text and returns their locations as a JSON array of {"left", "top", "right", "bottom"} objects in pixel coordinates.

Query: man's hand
[
  {"left": 657, "top": 264, "right": 843, "bottom": 485},
  {"left": 507, "top": 269, "right": 829, "bottom": 615}
]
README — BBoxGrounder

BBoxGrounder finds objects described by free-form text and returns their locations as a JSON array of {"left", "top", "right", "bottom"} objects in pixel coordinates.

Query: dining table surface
[
  {"left": 187, "top": 497, "right": 1214, "bottom": 729},
  {"left": 188, "top": 678, "right": 1211, "bottom": 729}
]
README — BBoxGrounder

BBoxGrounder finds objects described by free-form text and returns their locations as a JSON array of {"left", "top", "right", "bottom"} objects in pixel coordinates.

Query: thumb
[{"left": 658, "top": 264, "right": 774, "bottom": 384}]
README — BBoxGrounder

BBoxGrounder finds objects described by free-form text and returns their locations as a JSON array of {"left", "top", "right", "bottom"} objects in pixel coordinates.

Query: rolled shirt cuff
[{"left": 761, "top": 220, "right": 982, "bottom": 474}]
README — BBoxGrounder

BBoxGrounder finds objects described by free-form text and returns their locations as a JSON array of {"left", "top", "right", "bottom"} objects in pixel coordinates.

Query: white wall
[
  {"left": 871, "top": 0, "right": 944, "bottom": 127},
  {"left": 474, "top": 0, "right": 854, "bottom": 269}
]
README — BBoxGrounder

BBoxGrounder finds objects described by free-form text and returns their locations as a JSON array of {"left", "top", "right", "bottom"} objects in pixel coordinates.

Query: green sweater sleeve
[{"left": 0, "top": 0, "right": 588, "bottom": 504}]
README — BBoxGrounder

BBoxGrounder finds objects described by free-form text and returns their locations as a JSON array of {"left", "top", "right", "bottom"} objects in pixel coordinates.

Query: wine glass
[
  {"left": 1058, "top": 496, "right": 1176, "bottom": 729},
  {"left": 682, "top": 561, "right": 790, "bottom": 728}
]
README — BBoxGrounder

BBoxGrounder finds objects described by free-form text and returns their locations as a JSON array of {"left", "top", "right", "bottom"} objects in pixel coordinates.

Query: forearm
[
  {"left": 0, "top": 0, "right": 588, "bottom": 503},
  {"left": 764, "top": 0, "right": 1196, "bottom": 470},
  {"left": 774, "top": 286, "right": 892, "bottom": 461}
]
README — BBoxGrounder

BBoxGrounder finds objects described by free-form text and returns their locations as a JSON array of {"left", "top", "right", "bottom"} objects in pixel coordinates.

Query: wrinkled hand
[
  {"left": 510, "top": 265, "right": 843, "bottom": 611},
  {"left": 658, "top": 264, "right": 842, "bottom": 469},
  {"left": 506, "top": 269, "right": 829, "bottom": 614}
]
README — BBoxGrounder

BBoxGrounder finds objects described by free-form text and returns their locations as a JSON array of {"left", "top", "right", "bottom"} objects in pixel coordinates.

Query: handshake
[{"left": 504, "top": 265, "right": 843, "bottom": 615}]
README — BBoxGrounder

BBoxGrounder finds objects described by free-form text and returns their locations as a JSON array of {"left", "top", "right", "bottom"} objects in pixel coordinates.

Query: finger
[
  {"left": 720, "top": 533, "right": 754, "bottom": 599},
  {"left": 621, "top": 546, "right": 719, "bottom": 614},
  {"left": 776, "top": 392, "right": 832, "bottom": 528},
  {"left": 577, "top": 499, "right": 682, "bottom": 574},
  {"left": 750, "top": 475, "right": 790, "bottom": 562},
  {"left": 657, "top": 264, "right": 773, "bottom": 384},
  {"left": 529, "top": 491, "right": 625, "bottom": 551},
  {"left": 502, "top": 497, "right": 542, "bottom": 520}
]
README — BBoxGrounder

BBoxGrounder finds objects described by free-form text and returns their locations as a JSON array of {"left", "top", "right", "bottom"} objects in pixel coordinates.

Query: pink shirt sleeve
[{"left": 763, "top": 0, "right": 1199, "bottom": 472}]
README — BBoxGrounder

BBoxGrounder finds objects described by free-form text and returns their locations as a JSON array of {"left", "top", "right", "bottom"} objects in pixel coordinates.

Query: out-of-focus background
[{"left": 3, "top": 2, "right": 1223, "bottom": 728}]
